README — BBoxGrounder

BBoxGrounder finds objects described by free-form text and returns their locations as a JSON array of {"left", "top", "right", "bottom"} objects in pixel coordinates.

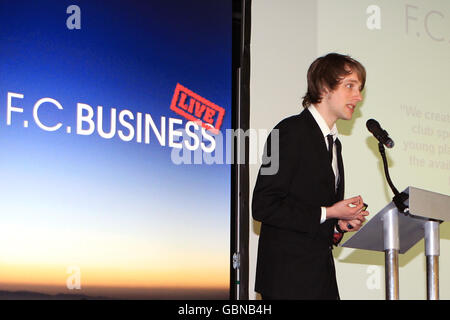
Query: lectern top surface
[{"left": 341, "top": 186, "right": 448, "bottom": 254}]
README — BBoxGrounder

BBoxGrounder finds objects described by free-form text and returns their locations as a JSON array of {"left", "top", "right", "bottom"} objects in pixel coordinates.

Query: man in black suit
[{"left": 252, "top": 53, "right": 369, "bottom": 300}]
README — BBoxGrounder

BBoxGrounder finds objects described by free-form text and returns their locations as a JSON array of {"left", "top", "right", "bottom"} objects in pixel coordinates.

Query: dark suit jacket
[{"left": 252, "top": 108, "right": 345, "bottom": 299}]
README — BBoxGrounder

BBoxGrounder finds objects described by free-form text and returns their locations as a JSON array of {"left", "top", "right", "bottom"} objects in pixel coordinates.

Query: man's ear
[{"left": 321, "top": 86, "right": 331, "bottom": 100}]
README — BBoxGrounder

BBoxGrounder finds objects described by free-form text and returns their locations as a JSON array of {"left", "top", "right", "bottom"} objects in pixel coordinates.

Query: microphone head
[
  {"left": 366, "top": 119, "right": 380, "bottom": 133},
  {"left": 366, "top": 118, "right": 395, "bottom": 148}
]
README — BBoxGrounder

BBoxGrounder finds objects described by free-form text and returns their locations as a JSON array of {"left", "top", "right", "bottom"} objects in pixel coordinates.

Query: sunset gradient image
[{"left": 0, "top": 0, "right": 231, "bottom": 299}]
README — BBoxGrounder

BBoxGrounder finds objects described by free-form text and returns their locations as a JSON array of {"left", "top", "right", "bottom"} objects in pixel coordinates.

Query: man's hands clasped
[{"left": 326, "top": 195, "right": 369, "bottom": 232}]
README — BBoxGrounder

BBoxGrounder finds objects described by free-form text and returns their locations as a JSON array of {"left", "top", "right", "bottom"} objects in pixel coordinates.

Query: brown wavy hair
[{"left": 302, "top": 53, "right": 366, "bottom": 108}]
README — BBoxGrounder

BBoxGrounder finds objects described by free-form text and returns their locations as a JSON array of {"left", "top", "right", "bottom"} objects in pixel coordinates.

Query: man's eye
[{"left": 346, "top": 84, "right": 353, "bottom": 88}]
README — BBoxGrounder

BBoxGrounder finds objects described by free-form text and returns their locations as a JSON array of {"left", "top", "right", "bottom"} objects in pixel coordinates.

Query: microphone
[{"left": 366, "top": 119, "right": 395, "bottom": 148}]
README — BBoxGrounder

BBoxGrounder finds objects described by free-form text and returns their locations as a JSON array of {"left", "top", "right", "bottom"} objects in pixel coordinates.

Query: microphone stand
[
  {"left": 378, "top": 142, "right": 409, "bottom": 214},
  {"left": 378, "top": 141, "right": 409, "bottom": 300}
]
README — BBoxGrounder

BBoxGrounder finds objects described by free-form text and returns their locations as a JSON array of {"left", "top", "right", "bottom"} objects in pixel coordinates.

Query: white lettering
[
  {"left": 97, "top": 106, "right": 116, "bottom": 139},
  {"left": 7, "top": 92, "right": 24, "bottom": 125},
  {"left": 76, "top": 103, "right": 95, "bottom": 135},
  {"left": 33, "top": 97, "right": 63, "bottom": 131},
  {"left": 184, "top": 121, "right": 200, "bottom": 151},
  {"left": 169, "top": 117, "right": 183, "bottom": 149},
  {"left": 201, "top": 127, "right": 216, "bottom": 153},
  {"left": 118, "top": 109, "right": 135, "bottom": 142},
  {"left": 145, "top": 114, "right": 165, "bottom": 146}
]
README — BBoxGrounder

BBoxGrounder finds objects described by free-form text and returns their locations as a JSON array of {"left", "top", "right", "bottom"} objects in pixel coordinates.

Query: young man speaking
[{"left": 252, "top": 53, "right": 370, "bottom": 300}]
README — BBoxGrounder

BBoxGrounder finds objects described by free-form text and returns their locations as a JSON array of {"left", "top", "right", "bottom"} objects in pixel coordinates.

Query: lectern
[{"left": 342, "top": 186, "right": 450, "bottom": 300}]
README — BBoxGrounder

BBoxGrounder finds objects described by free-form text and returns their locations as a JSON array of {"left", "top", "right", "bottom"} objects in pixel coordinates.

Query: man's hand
[
  {"left": 326, "top": 195, "right": 369, "bottom": 221},
  {"left": 337, "top": 212, "right": 368, "bottom": 232}
]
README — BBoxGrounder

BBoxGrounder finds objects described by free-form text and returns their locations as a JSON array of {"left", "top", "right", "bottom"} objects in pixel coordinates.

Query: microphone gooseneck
[{"left": 366, "top": 119, "right": 409, "bottom": 214}]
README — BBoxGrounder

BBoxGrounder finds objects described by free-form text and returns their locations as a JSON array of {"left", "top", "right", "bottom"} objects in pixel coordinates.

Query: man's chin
[{"left": 339, "top": 114, "right": 353, "bottom": 121}]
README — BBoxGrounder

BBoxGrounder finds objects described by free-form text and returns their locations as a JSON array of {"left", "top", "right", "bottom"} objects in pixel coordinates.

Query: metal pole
[
  {"left": 385, "top": 249, "right": 399, "bottom": 300},
  {"left": 383, "top": 208, "right": 400, "bottom": 300},
  {"left": 424, "top": 221, "right": 440, "bottom": 300}
]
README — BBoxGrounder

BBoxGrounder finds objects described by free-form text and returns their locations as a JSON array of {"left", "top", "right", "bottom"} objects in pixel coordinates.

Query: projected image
[
  {"left": 249, "top": 0, "right": 450, "bottom": 301},
  {"left": 0, "top": 0, "right": 231, "bottom": 299},
  {"left": 316, "top": 0, "right": 450, "bottom": 300}
]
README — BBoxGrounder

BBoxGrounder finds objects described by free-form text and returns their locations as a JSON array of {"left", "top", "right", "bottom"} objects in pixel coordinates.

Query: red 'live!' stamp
[{"left": 170, "top": 83, "right": 225, "bottom": 134}]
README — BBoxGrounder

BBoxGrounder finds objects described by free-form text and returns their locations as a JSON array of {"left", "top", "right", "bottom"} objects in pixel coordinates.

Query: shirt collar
[{"left": 308, "top": 105, "right": 339, "bottom": 141}]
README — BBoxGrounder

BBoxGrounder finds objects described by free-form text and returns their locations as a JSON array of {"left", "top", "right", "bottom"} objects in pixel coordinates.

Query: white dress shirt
[{"left": 308, "top": 105, "right": 339, "bottom": 224}]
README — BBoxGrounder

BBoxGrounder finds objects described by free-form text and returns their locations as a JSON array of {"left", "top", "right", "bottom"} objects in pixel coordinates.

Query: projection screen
[{"left": 0, "top": 0, "right": 232, "bottom": 299}]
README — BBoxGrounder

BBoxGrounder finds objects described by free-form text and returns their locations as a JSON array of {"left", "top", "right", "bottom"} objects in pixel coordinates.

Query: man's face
[{"left": 323, "top": 71, "right": 363, "bottom": 122}]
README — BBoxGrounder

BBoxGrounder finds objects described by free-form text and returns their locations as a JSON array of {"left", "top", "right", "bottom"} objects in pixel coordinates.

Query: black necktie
[
  {"left": 335, "top": 138, "right": 344, "bottom": 198},
  {"left": 326, "top": 134, "right": 334, "bottom": 164}
]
